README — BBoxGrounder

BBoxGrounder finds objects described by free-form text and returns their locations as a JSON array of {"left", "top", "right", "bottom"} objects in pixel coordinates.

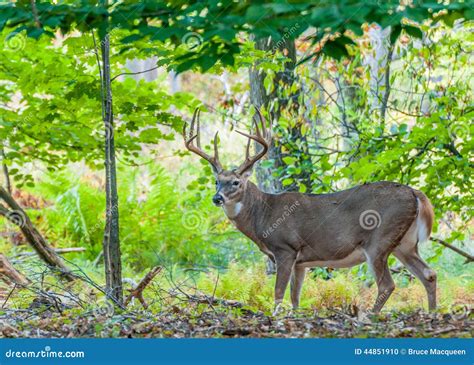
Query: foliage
[
  {"left": 0, "top": 1, "right": 472, "bottom": 72},
  {"left": 0, "top": 30, "right": 197, "bottom": 187},
  {"left": 25, "top": 164, "right": 255, "bottom": 269},
  {"left": 196, "top": 263, "right": 473, "bottom": 312}
]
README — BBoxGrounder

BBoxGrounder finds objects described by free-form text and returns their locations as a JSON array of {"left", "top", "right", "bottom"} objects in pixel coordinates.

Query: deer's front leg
[{"left": 273, "top": 251, "right": 297, "bottom": 315}]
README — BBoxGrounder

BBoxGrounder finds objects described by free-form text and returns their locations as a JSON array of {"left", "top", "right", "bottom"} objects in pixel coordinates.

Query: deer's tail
[{"left": 413, "top": 190, "right": 434, "bottom": 243}]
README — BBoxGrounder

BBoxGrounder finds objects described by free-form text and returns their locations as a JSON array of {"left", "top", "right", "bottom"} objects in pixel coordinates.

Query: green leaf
[
  {"left": 282, "top": 156, "right": 296, "bottom": 165},
  {"left": 390, "top": 24, "right": 402, "bottom": 44},
  {"left": 404, "top": 25, "right": 423, "bottom": 39}
]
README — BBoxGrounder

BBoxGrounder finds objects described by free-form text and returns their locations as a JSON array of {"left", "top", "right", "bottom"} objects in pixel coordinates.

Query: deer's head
[{"left": 183, "top": 108, "right": 270, "bottom": 207}]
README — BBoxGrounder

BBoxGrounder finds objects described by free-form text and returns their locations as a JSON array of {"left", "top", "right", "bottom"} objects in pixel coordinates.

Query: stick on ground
[
  {"left": 124, "top": 266, "right": 162, "bottom": 309},
  {"left": 0, "top": 253, "right": 30, "bottom": 286}
]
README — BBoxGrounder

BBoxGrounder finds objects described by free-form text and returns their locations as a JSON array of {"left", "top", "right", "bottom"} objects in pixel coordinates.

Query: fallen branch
[
  {"left": 431, "top": 237, "right": 473, "bottom": 264},
  {"left": 124, "top": 266, "right": 162, "bottom": 309},
  {"left": 15, "top": 247, "right": 86, "bottom": 258},
  {"left": 0, "top": 187, "right": 75, "bottom": 281},
  {"left": 0, "top": 253, "right": 30, "bottom": 286}
]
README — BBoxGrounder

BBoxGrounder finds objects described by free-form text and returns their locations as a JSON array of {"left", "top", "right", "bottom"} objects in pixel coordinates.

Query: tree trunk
[
  {"left": 249, "top": 38, "right": 281, "bottom": 193},
  {"left": 364, "top": 25, "right": 393, "bottom": 131},
  {"left": 249, "top": 37, "right": 311, "bottom": 194},
  {"left": 1, "top": 147, "right": 11, "bottom": 194},
  {"left": 100, "top": 26, "right": 123, "bottom": 304},
  {"left": 0, "top": 187, "right": 75, "bottom": 281}
]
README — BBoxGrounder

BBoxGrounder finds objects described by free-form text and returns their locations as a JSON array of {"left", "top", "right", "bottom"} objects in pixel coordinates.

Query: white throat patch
[{"left": 223, "top": 201, "right": 243, "bottom": 219}]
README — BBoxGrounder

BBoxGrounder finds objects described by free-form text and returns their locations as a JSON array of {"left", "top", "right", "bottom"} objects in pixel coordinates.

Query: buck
[{"left": 183, "top": 108, "right": 436, "bottom": 314}]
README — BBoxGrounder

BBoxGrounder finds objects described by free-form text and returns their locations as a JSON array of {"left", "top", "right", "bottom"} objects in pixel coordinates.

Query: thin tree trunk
[
  {"left": 380, "top": 45, "right": 394, "bottom": 128},
  {"left": 0, "top": 187, "right": 75, "bottom": 281},
  {"left": 1, "top": 147, "right": 11, "bottom": 195},
  {"left": 100, "top": 22, "right": 123, "bottom": 304}
]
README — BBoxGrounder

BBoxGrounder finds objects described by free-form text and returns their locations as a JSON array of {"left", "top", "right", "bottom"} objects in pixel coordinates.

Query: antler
[
  {"left": 235, "top": 108, "right": 271, "bottom": 175},
  {"left": 183, "top": 108, "right": 223, "bottom": 173}
]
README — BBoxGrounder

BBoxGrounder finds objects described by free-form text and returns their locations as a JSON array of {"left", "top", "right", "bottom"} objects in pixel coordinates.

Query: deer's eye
[{"left": 232, "top": 181, "right": 240, "bottom": 186}]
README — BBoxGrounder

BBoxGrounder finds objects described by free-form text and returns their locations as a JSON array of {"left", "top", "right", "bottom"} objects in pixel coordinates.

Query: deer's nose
[{"left": 212, "top": 194, "right": 224, "bottom": 206}]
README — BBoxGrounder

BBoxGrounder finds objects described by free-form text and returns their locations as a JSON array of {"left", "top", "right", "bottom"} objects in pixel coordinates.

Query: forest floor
[{"left": 1, "top": 295, "right": 472, "bottom": 338}]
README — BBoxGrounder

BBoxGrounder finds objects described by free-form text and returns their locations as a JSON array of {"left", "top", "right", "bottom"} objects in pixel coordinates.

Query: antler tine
[
  {"left": 244, "top": 135, "right": 251, "bottom": 161},
  {"left": 213, "top": 131, "right": 219, "bottom": 163},
  {"left": 235, "top": 107, "right": 271, "bottom": 175},
  {"left": 183, "top": 108, "right": 223, "bottom": 173}
]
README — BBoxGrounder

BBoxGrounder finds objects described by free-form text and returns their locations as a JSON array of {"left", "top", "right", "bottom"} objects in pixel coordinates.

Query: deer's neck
[{"left": 223, "top": 181, "right": 269, "bottom": 242}]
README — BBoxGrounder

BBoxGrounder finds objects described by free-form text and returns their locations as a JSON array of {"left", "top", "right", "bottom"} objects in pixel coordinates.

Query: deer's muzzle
[{"left": 212, "top": 194, "right": 224, "bottom": 206}]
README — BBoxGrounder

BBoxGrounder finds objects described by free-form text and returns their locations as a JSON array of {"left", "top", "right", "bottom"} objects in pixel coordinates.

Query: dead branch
[
  {"left": 124, "top": 266, "right": 162, "bottom": 309},
  {"left": 431, "top": 237, "right": 473, "bottom": 264},
  {"left": 0, "top": 187, "right": 75, "bottom": 281},
  {"left": 15, "top": 247, "right": 86, "bottom": 258},
  {"left": 0, "top": 253, "right": 30, "bottom": 286}
]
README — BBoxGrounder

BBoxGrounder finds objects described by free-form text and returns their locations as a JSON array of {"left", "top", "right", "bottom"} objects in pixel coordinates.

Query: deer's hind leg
[
  {"left": 363, "top": 237, "right": 397, "bottom": 313},
  {"left": 365, "top": 252, "right": 395, "bottom": 313},
  {"left": 394, "top": 245, "right": 437, "bottom": 311}
]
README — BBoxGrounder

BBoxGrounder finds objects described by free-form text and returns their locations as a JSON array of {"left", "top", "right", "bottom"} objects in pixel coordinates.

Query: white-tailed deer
[{"left": 183, "top": 108, "right": 436, "bottom": 313}]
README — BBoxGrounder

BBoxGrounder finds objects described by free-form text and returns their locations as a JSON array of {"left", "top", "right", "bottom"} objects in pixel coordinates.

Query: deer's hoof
[{"left": 272, "top": 303, "right": 284, "bottom": 316}]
